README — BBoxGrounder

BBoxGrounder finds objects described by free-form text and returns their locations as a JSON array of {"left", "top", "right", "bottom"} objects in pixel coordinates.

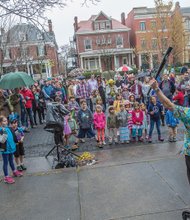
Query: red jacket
[
  {"left": 132, "top": 109, "right": 144, "bottom": 125},
  {"left": 173, "top": 91, "right": 184, "bottom": 106},
  {"left": 20, "top": 89, "right": 34, "bottom": 109}
]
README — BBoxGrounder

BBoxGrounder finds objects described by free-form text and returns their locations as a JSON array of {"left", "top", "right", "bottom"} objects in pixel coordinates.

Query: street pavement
[
  {"left": 23, "top": 122, "right": 185, "bottom": 158},
  {"left": 0, "top": 139, "right": 190, "bottom": 220}
]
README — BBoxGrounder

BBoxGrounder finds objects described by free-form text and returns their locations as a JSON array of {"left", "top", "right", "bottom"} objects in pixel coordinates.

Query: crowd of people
[{"left": 0, "top": 68, "right": 190, "bottom": 184}]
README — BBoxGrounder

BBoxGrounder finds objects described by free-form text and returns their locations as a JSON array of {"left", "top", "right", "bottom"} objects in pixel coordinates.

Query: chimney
[
  {"left": 121, "top": 12, "right": 125, "bottom": 25},
  {"left": 48, "top": 19, "right": 53, "bottom": 32},
  {"left": 175, "top": 1, "right": 180, "bottom": 9},
  {"left": 74, "top": 16, "right": 78, "bottom": 32}
]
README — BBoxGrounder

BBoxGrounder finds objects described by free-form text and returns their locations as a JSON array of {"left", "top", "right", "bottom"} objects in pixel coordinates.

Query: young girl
[
  {"left": 129, "top": 94, "right": 136, "bottom": 108},
  {"left": 140, "top": 103, "right": 149, "bottom": 140},
  {"left": 107, "top": 106, "right": 118, "bottom": 144},
  {"left": 9, "top": 117, "right": 27, "bottom": 171},
  {"left": 113, "top": 93, "right": 123, "bottom": 113},
  {"left": 93, "top": 105, "right": 106, "bottom": 147},
  {"left": 0, "top": 115, "right": 23, "bottom": 184},
  {"left": 131, "top": 102, "right": 144, "bottom": 142},
  {"left": 125, "top": 100, "right": 133, "bottom": 135},
  {"left": 117, "top": 103, "right": 130, "bottom": 144},
  {"left": 67, "top": 113, "right": 79, "bottom": 150}
]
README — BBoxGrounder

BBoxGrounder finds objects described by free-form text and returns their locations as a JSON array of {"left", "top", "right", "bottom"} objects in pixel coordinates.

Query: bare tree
[{"left": 0, "top": 0, "right": 100, "bottom": 28}]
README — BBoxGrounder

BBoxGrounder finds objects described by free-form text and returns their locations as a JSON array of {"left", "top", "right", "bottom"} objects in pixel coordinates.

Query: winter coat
[
  {"left": 0, "top": 96, "right": 12, "bottom": 117},
  {"left": 0, "top": 127, "right": 17, "bottom": 154},
  {"left": 166, "top": 110, "right": 179, "bottom": 127},
  {"left": 9, "top": 93, "right": 21, "bottom": 115},
  {"left": 93, "top": 112, "right": 106, "bottom": 129},
  {"left": 132, "top": 109, "right": 144, "bottom": 125},
  {"left": 107, "top": 114, "right": 118, "bottom": 129},
  {"left": 20, "top": 89, "right": 34, "bottom": 109},
  {"left": 77, "top": 108, "right": 93, "bottom": 129},
  {"left": 173, "top": 91, "right": 184, "bottom": 106},
  {"left": 117, "top": 110, "right": 129, "bottom": 127},
  {"left": 148, "top": 102, "right": 163, "bottom": 121}
]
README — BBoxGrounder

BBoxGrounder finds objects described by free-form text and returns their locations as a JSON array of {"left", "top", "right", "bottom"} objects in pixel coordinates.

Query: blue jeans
[
  {"left": 2, "top": 153, "right": 15, "bottom": 176},
  {"left": 26, "top": 108, "right": 34, "bottom": 128},
  {"left": 184, "top": 96, "right": 189, "bottom": 107},
  {"left": 149, "top": 119, "right": 161, "bottom": 137}
]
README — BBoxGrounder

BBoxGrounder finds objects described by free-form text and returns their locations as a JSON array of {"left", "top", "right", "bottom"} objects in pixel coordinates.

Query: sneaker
[
  {"left": 109, "top": 141, "right": 113, "bottom": 145},
  {"left": 102, "top": 141, "right": 106, "bottom": 145},
  {"left": 168, "top": 138, "right": 173, "bottom": 142},
  {"left": 148, "top": 137, "right": 152, "bottom": 143},
  {"left": 71, "top": 144, "right": 79, "bottom": 150},
  {"left": 126, "top": 140, "right": 130, "bottom": 144},
  {"left": 13, "top": 170, "right": 23, "bottom": 177},
  {"left": 20, "top": 164, "right": 27, "bottom": 171},
  {"left": 80, "top": 139, "right": 85, "bottom": 143},
  {"left": 158, "top": 136, "right": 164, "bottom": 142},
  {"left": 17, "top": 166, "right": 23, "bottom": 171},
  {"left": 173, "top": 137, "right": 177, "bottom": 142},
  {"left": 4, "top": 176, "right": 15, "bottom": 184}
]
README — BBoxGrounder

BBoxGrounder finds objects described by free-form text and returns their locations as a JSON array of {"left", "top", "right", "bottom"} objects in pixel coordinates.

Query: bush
[{"left": 82, "top": 71, "right": 101, "bottom": 79}]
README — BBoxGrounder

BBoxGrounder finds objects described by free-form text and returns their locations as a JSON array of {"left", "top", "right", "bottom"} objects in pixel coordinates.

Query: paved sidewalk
[{"left": 0, "top": 141, "right": 189, "bottom": 220}]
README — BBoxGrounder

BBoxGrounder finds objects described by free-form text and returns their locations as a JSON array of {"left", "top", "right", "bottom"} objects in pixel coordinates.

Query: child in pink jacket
[
  {"left": 132, "top": 102, "right": 144, "bottom": 142},
  {"left": 93, "top": 105, "right": 106, "bottom": 147}
]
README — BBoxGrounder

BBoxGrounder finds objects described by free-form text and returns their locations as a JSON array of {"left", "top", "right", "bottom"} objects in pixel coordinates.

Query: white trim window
[
  {"left": 4, "top": 48, "right": 10, "bottom": 60},
  {"left": 94, "top": 22, "right": 99, "bottom": 30},
  {"left": 152, "top": 38, "right": 157, "bottom": 49},
  {"left": 141, "top": 38, "right": 147, "bottom": 49},
  {"left": 107, "top": 37, "right": 112, "bottom": 44},
  {"left": 116, "top": 35, "right": 123, "bottom": 48},
  {"left": 100, "top": 22, "right": 106, "bottom": 30},
  {"left": 18, "top": 32, "right": 26, "bottom": 41},
  {"left": 38, "top": 44, "right": 45, "bottom": 57},
  {"left": 106, "top": 21, "right": 111, "bottom": 29},
  {"left": 84, "top": 39, "right": 92, "bottom": 50},
  {"left": 140, "top": 21, "right": 146, "bottom": 31},
  {"left": 186, "top": 19, "right": 190, "bottom": 30}
]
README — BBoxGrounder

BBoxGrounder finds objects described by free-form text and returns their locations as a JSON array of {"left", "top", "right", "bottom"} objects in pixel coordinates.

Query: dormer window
[
  {"left": 94, "top": 23, "right": 99, "bottom": 30},
  {"left": 18, "top": 32, "right": 26, "bottom": 41},
  {"left": 37, "top": 32, "right": 43, "bottom": 40},
  {"left": 106, "top": 21, "right": 111, "bottom": 29},
  {"left": 100, "top": 22, "right": 105, "bottom": 30}
]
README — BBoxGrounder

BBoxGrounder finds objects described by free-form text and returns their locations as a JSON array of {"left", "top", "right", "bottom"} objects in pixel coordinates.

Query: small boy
[
  {"left": 9, "top": 117, "right": 26, "bottom": 171},
  {"left": 107, "top": 106, "right": 118, "bottom": 144},
  {"left": 67, "top": 96, "right": 80, "bottom": 119},
  {"left": 117, "top": 103, "right": 130, "bottom": 144},
  {"left": 76, "top": 100, "right": 95, "bottom": 144},
  {"left": 166, "top": 109, "right": 179, "bottom": 142}
]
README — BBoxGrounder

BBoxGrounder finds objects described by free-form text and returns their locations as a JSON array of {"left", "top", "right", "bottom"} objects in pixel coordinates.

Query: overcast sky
[{"left": 46, "top": 0, "right": 189, "bottom": 47}]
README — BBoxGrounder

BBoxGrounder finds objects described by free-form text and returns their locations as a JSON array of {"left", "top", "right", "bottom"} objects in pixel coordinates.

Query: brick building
[
  {"left": 74, "top": 11, "right": 134, "bottom": 72},
  {"left": 126, "top": 7, "right": 171, "bottom": 70},
  {"left": 0, "top": 20, "right": 59, "bottom": 79}
]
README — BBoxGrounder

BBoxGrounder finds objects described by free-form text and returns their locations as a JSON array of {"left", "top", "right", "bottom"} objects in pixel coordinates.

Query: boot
[
  {"left": 132, "top": 137, "right": 136, "bottom": 142},
  {"left": 158, "top": 136, "right": 164, "bottom": 142}
]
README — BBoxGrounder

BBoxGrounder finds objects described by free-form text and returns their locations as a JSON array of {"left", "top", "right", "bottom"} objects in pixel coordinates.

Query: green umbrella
[{"left": 0, "top": 71, "right": 35, "bottom": 89}]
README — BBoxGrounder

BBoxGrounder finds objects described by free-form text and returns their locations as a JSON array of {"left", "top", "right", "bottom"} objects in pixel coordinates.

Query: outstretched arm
[{"left": 149, "top": 79, "right": 175, "bottom": 111}]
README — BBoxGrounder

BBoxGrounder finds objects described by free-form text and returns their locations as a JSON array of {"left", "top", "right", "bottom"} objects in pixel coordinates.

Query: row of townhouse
[{"left": 74, "top": 3, "right": 190, "bottom": 72}]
